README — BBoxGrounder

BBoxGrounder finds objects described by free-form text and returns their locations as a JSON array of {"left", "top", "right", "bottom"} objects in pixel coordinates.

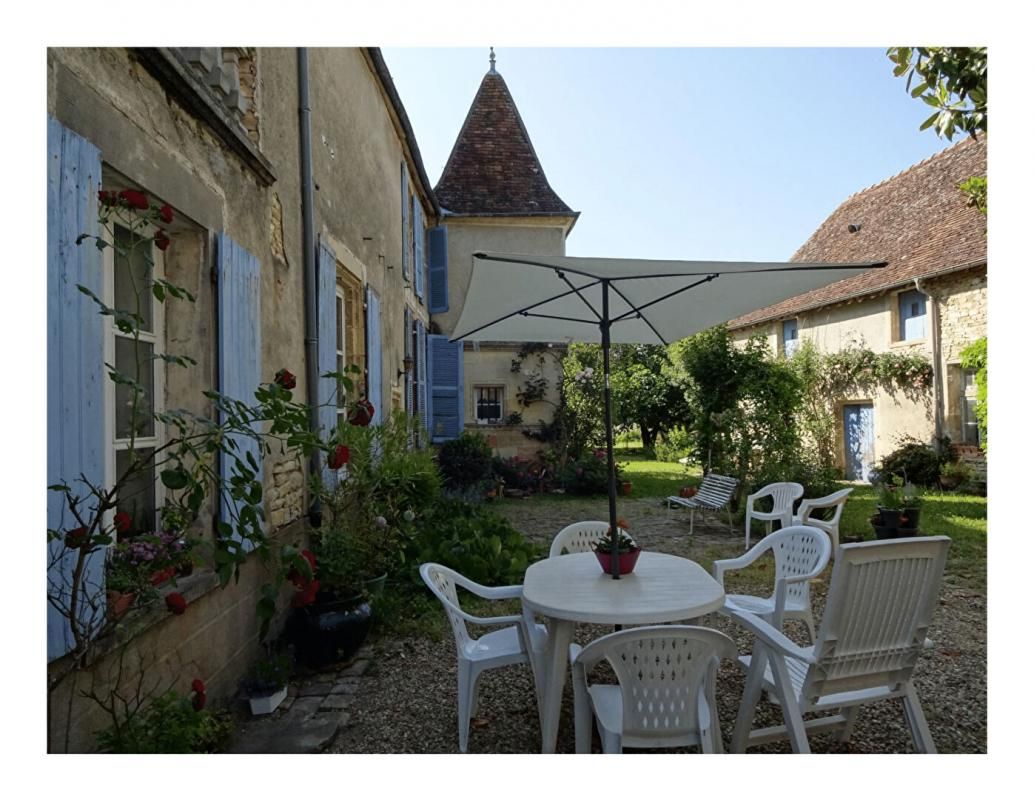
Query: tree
[{"left": 888, "top": 47, "right": 987, "bottom": 213}]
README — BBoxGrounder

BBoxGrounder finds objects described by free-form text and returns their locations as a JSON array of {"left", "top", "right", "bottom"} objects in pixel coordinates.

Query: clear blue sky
[{"left": 381, "top": 47, "right": 951, "bottom": 262}]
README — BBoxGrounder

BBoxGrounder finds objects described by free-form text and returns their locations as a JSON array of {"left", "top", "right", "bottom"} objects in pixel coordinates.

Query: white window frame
[
  {"left": 335, "top": 283, "right": 347, "bottom": 426},
  {"left": 782, "top": 318, "right": 799, "bottom": 358},
  {"left": 104, "top": 222, "right": 166, "bottom": 535},
  {"left": 961, "top": 367, "right": 981, "bottom": 445},
  {"left": 474, "top": 384, "right": 505, "bottom": 425}
]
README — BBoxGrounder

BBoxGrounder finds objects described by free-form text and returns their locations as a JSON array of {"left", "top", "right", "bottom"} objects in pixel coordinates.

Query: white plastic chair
[
  {"left": 420, "top": 563, "right": 546, "bottom": 752},
  {"left": 791, "top": 488, "right": 853, "bottom": 555},
  {"left": 550, "top": 521, "right": 632, "bottom": 558},
  {"left": 744, "top": 482, "right": 804, "bottom": 550},
  {"left": 569, "top": 625, "right": 736, "bottom": 753},
  {"left": 713, "top": 525, "right": 831, "bottom": 642},
  {"left": 729, "top": 536, "right": 950, "bottom": 753}
]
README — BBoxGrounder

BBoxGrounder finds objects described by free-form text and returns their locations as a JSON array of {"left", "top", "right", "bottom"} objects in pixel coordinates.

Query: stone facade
[{"left": 46, "top": 47, "right": 435, "bottom": 751}]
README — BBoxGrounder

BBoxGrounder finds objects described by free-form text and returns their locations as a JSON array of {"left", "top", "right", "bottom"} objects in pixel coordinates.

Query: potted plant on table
[
  {"left": 593, "top": 519, "right": 641, "bottom": 575},
  {"left": 243, "top": 650, "right": 292, "bottom": 715}
]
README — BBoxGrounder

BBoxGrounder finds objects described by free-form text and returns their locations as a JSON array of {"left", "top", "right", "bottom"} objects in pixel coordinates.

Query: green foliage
[
  {"left": 654, "top": 427, "right": 694, "bottom": 464},
  {"left": 888, "top": 47, "right": 986, "bottom": 140},
  {"left": 960, "top": 337, "right": 988, "bottom": 450},
  {"left": 95, "top": 692, "right": 232, "bottom": 753},
  {"left": 556, "top": 452, "right": 621, "bottom": 495},
  {"left": 871, "top": 435, "right": 953, "bottom": 489},
  {"left": 436, "top": 431, "right": 494, "bottom": 493},
  {"left": 592, "top": 530, "right": 636, "bottom": 554},
  {"left": 958, "top": 176, "right": 987, "bottom": 215},
  {"left": 244, "top": 650, "right": 292, "bottom": 694},
  {"left": 561, "top": 344, "right": 607, "bottom": 459},
  {"left": 407, "top": 499, "right": 542, "bottom": 586}
]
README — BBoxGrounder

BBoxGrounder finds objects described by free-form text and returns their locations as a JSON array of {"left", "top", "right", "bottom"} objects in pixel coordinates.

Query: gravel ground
[{"left": 330, "top": 497, "right": 986, "bottom": 754}]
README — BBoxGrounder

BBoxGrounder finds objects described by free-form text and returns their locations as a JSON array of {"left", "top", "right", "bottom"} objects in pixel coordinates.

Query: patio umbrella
[{"left": 450, "top": 252, "right": 885, "bottom": 577}]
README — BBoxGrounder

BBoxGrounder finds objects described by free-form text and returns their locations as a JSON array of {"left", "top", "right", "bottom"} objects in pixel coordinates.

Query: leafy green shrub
[
  {"left": 407, "top": 499, "right": 542, "bottom": 586},
  {"left": 437, "top": 431, "right": 493, "bottom": 492},
  {"left": 751, "top": 455, "right": 840, "bottom": 503},
  {"left": 557, "top": 453, "right": 618, "bottom": 495},
  {"left": 95, "top": 692, "right": 232, "bottom": 753},
  {"left": 492, "top": 455, "right": 546, "bottom": 492},
  {"left": 871, "top": 435, "right": 952, "bottom": 488},
  {"left": 655, "top": 427, "right": 694, "bottom": 463}
]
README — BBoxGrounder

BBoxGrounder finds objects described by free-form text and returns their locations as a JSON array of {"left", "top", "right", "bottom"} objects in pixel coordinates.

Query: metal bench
[{"left": 666, "top": 473, "right": 740, "bottom": 535}]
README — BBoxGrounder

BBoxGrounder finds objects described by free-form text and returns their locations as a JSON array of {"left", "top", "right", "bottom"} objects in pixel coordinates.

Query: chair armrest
[
  {"left": 458, "top": 610, "right": 524, "bottom": 627},
  {"left": 451, "top": 574, "right": 523, "bottom": 601},
  {"left": 712, "top": 536, "right": 775, "bottom": 584},
  {"left": 725, "top": 607, "right": 817, "bottom": 664}
]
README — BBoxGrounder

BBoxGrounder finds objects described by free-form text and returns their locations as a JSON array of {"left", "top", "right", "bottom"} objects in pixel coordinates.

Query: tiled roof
[
  {"left": 729, "top": 136, "right": 987, "bottom": 329},
  {"left": 434, "top": 69, "right": 576, "bottom": 217}
]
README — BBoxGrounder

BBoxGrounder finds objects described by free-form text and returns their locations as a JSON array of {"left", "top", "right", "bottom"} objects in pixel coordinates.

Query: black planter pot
[
  {"left": 288, "top": 592, "right": 373, "bottom": 670},
  {"left": 871, "top": 507, "right": 922, "bottom": 540}
]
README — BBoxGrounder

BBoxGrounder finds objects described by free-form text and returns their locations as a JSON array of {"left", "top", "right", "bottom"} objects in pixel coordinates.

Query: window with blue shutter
[
  {"left": 428, "top": 226, "right": 449, "bottom": 314},
  {"left": 416, "top": 320, "right": 429, "bottom": 440},
  {"left": 898, "top": 290, "right": 927, "bottom": 341},
  {"left": 318, "top": 237, "right": 339, "bottom": 485},
  {"left": 782, "top": 319, "right": 799, "bottom": 358},
  {"left": 217, "top": 233, "right": 262, "bottom": 550},
  {"left": 366, "top": 287, "right": 383, "bottom": 426},
  {"left": 413, "top": 195, "right": 425, "bottom": 302},
  {"left": 400, "top": 164, "right": 409, "bottom": 279},
  {"left": 47, "top": 118, "right": 106, "bottom": 660},
  {"left": 428, "top": 335, "right": 464, "bottom": 442},
  {"left": 404, "top": 307, "right": 413, "bottom": 417}
]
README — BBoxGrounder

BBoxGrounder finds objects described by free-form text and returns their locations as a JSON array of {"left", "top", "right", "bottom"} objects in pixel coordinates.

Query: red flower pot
[
  {"left": 107, "top": 590, "right": 136, "bottom": 620},
  {"left": 150, "top": 567, "right": 177, "bottom": 586},
  {"left": 621, "top": 481, "right": 633, "bottom": 496},
  {"left": 595, "top": 547, "right": 642, "bottom": 575}
]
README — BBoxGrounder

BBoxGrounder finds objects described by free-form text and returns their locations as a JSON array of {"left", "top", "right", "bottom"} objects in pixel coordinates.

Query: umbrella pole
[{"left": 600, "top": 280, "right": 620, "bottom": 579}]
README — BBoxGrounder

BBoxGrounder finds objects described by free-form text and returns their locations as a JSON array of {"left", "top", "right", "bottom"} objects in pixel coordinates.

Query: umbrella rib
[
  {"left": 449, "top": 281, "right": 603, "bottom": 341},
  {"left": 520, "top": 312, "right": 599, "bottom": 325},
  {"left": 606, "top": 281, "right": 670, "bottom": 346},
  {"left": 555, "top": 271, "right": 603, "bottom": 322},
  {"left": 610, "top": 274, "right": 720, "bottom": 324}
]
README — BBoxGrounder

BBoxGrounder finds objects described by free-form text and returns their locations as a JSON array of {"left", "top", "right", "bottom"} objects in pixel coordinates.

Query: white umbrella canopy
[
  {"left": 450, "top": 251, "right": 885, "bottom": 577},
  {"left": 452, "top": 252, "right": 886, "bottom": 344}
]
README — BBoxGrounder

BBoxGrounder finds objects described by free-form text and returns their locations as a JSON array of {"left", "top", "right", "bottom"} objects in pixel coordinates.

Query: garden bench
[{"left": 666, "top": 473, "right": 739, "bottom": 535}]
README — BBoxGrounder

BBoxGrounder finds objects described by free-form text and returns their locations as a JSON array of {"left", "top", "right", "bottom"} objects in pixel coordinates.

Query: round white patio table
[{"left": 521, "top": 550, "right": 725, "bottom": 753}]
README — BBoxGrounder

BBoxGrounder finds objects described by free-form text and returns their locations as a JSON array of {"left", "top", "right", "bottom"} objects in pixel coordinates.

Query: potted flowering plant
[
  {"left": 242, "top": 650, "right": 292, "bottom": 715},
  {"left": 592, "top": 519, "right": 641, "bottom": 575},
  {"left": 870, "top": 477, "right": 923, "bottom": 539}
]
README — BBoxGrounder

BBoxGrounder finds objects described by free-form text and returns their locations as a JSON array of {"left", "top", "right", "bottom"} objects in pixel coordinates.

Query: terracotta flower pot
[
  {"left": 107, "top": 590, "right": 136, "bottom": 620},
  {"left": 150, "top": 567, "right": 177, "bottom": 586},
  {"left": 595, "top": 547, "right": 642, "bottom": 575},
  {"left": 621, "top": 481, "right": 633, "bottom": 496}
]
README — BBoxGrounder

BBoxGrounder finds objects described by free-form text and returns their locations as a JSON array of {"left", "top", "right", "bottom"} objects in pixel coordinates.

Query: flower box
[{"left": 248, "top": 685, "right": 288, "bottom": 716}]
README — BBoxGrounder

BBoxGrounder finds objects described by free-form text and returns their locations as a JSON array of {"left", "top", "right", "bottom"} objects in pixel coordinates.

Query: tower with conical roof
[{"left": 429, "top": 50, "right": 578, "bottom": 456}]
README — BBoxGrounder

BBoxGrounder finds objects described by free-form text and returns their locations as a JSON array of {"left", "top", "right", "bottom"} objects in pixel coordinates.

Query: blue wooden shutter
[
  {"left": 47, "top": 118, "right": 106, "bottom": 660},
  {"left": 416, "top": 320, "right": 429, "bottom": 439},
  {"left": 404, "top": 307, "right": 413, "bottom": 417},
  {"left": 899, "top": 290, "right": 927, "bottom": 341},
  {"left": 317, "top": 237, "right": 338, "bottom": 485},
  {"left": 428, "top": 335, "right": 464, "bottom": 442},
  {"left": 428, "top": 226, "right": 449, "bottom": 313},
  {"left": 400, "top": 165, "right": 409, "bottom": 279},
  {"left": 366, "top": 287, "right": 382, "bottom": 426},
  {"left": 413, "top": 196, "right": 425, "bottom": 302},
  {"left": 217, "top": 233, "right": 262, "bottom": 550}
]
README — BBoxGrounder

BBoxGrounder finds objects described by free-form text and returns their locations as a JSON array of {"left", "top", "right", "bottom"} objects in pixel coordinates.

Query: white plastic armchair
[
  {"left": 713, "top": 525, "right": 830, "bottom": 641},
  {"left": 744, "top": 482, "right": 804, "bottom": 550},
  {"left": 550, "top": 521, "right": 632, "bottom": 558},
  {"left": 569, "top": 625, "right": 736, "bottom": 753},
  {"left": 729, "top": 536, "right": 950, "bottom": 754},
  {"left": 792, "top": 487, "right": 853, "bottom": 555},
  {"left": 420, "top": 563, "right": 546, "bottom": 752}
]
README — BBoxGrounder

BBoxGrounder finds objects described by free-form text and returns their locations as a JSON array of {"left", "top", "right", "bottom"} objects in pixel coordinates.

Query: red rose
[
  {"left": 301, "top": 549, "right": 317, "bottom": 571},
  {"left": 292, "top": 579, "right": 320, "bottom": 608},
  {"left": 275, "top": 369, "right": 297, "bottom": 390},
  {"left": 98, "top": 190, "right": 118, "bottom": 207},
  {"left": 328, "top": 444, "right": 350, "bottom": 470},
  {"left": 192, "top": 691, "right": 207, "bottom": 711},
  {"left": 158, "top": 204, "right": 174, "bottom": 224},
  {"left": 348, "top": 399, "right": 374, "bottom": 427},
  {"left": 154, "top": 229, "right": 171, "bottom": 252},
  {"left": 65, "top": 527, "right": 88, "bottom": 549},
  {"left": 165, "top": 592, "right": 187, "bottom": 615},
  {"left": 191, "top": 678, "right": 206, "bottom": 694},
  {"left": 113, "top": 511, "right": 132, "bottom": 534},
  {"left": 119, "top": 189, "right": 149, "bottom": 210}
]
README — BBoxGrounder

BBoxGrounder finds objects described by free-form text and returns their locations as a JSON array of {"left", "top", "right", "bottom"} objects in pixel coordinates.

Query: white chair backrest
[
  {"left": 419, "top": 563, "right": 472, "bottom": 654},
  {"left": 800, "top": 487, "right": 853, "bottom": 525},
  {"left": 576, "top": 626, "right": 735, "bottom": 745},
  {"left": 757, "top": 482, "right": 804, "bottom": 512},
  {"left": 802, "top": 536, "right": 950, "bottom": 703},
  {"left": 550, "top": 521, "right": 629, "bottom": 558},
  {"left": 770, "top": 525, "right": 831, "bottom": 608}
]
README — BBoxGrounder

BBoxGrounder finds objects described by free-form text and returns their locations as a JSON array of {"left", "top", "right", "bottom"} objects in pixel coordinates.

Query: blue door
[{"left": 843, "top": 403, "right": 875, "bottom": 481}]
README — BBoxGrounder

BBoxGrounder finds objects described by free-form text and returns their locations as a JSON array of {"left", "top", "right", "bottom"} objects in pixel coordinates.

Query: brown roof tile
[
  {"left": 729, "top": 136, "right": 987, "bottom": 329},
  {"left": 435, "top": 69, "right": 576, "bottom": 217}
]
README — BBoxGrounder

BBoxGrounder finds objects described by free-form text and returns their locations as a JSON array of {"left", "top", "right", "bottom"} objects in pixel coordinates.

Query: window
[
  {"left": 475, "top": 386, "right": 504, "bottom": 424},
  {"left": 898, "top": 289, "right": 927, "bottom": 341},
  {"left": 961, "top": 368, "right": 981, "bottom": 445},
  {"left": 336, "top": 268, "right": 366, "bottom": 401},
  {"left": 106, "top": 224, "right": 164, "bottom": 536},
  {"left": 782, "top": 319, "right": 799, "bottom": 357},
  {"left": 335, "top": 285, "right": 347, "bottom": 425}
]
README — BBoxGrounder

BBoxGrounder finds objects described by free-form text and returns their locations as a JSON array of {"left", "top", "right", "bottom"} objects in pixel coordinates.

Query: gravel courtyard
[{"left": 330, "top": 496, "right": 987, "bottom": 754}]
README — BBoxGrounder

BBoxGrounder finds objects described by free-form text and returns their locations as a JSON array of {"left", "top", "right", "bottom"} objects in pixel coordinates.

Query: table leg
[{"left": 539, "top": 618, "right": 574, "bottom": 754}]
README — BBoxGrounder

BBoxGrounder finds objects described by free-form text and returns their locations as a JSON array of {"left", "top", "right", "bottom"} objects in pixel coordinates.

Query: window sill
[{"left": 888, "top": 338, "right": 927, "bottom": 350}]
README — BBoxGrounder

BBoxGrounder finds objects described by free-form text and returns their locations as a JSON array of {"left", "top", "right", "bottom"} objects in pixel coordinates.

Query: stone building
[
  {"left": 425, "top": 53, "right": 579, "bottom": 457},
  {"left": 727, "top": 136, "right": 987, "bottom": 481},
  {"left": 46, "top": 47, "right": 438, "bottom": 751}
]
